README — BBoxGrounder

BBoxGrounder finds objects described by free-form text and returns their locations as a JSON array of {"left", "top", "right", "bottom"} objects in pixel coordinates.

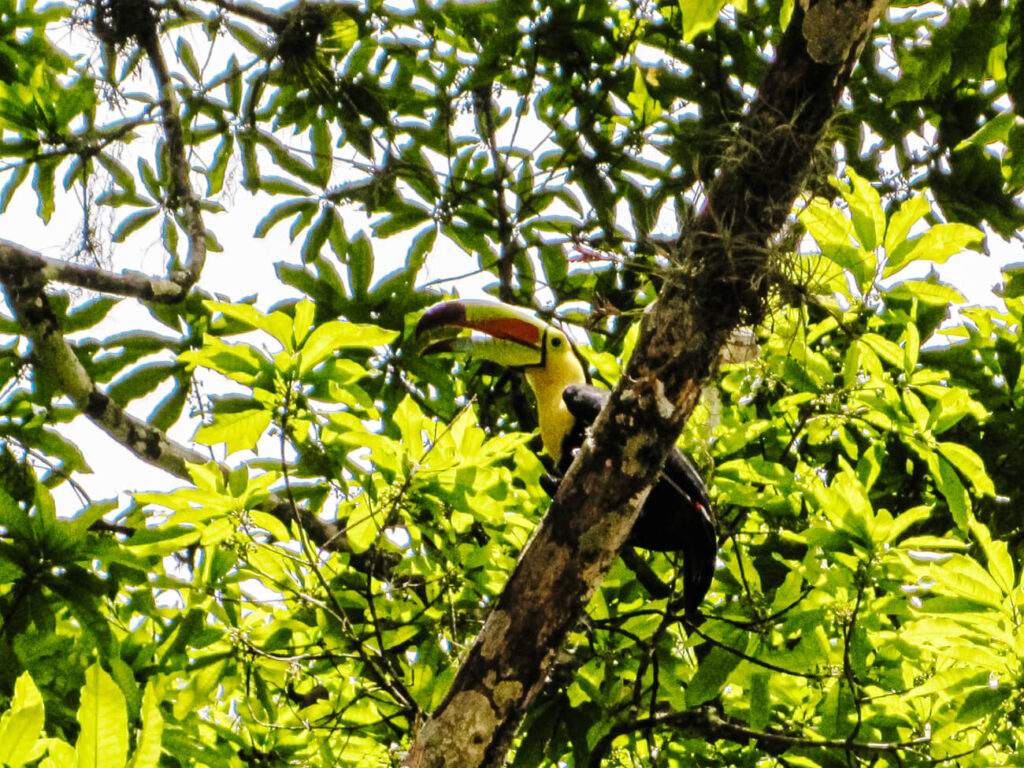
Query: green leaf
[
  {"left": 686, "top": 646, "right": 742, "bottom": 707},
  {"left": 927, "top": 389, "right": 977, "bottom": 435},
  {"left": 311, "top": 121, "right": 332, "bottom": 187},
  {"left": 0, "top": 485, "right": 31, "bottom": 538},
  {"left": 254, "top": 198, "right": 316, "bottom": 239},
  {"left": 126, "top": 683, "right": 164, "bottom": 768},
  {"left": 954, "top": 112, "right": 1016, "bottom": 152},
  {"left": 886, "top": 504, "right": 933, "bottom": 544},
  {"left": 177, "top": 39, "right": 200, "bottom": 81},
  {"left": 679, "top": 0, "right": 728, "bottom": 41},
  {"left": 345, "top": 506, "right": 379, "bottom": 552},
  {"left": 748, "top": 672, "right": 769, "bottom": 731},
  {"left": 884, "top": 279, "right": 965, "bottom": 306},
  {"left": 76, "top": 664, "right": 128, "bottom": 768},
  {"left": 194, "top": 407, "right": 272, "bottom": 455},
  {"left": 626, "top": 67, "right": 661, "bottom": 125},
  {"left": 884, "top": 223, "right": 984, "bottom": 277},
  {"left": 299, "top": 320, "right": 397, "bottom": 377},
  {"left": 937, "top": 442, "right": 994, "bottom": 497},
  {"left": 258, "top": 130, "right": 321, "bottom": 186},
  {"left": 207, "top": 135, "right": 233, "bottom": 196},
  {"left": 259, "top": 175, "right": 312, "bottom": 196},
  {"left": 955, "top": 685, "right": 1005, "bottom": 724},
  {"left": 63, "top": 297, "right": 120, "bottom": 333},
  {"left": 0, "top": 162, "right": 30, "bottom": 213},
  {"left": 182, "top": 337, "right": 270, "bottom": 385},
  {"left": 41, "top": 739, "right": 77, "bottom": 768},
  {"left": 29, "top": 427, "right": 91, "bottom": 474},
  {"left": 161, "top": 213, "right": 178, "bottom": 256},
  {"left": 205, "top": 301, "right": 293, "bottom": 349},
  {"left": 348, "top": 232, "right": 374, "bottom": 298},
  {"left": 394, "top": 394, "right": 427, "bottom": 452},
  {"left": 239, "top": 128, "right": 260, "bottom": 191},
  {"left": 902, "top": 322, "right": 920, "bottom": 374},
  {"left": 226, "top": 20, "right": 266, "bottom": 55},
  {"left": 820, "top": 679, "right": 856, "bottom": 739},
  {"left": 860, "top": 333, "right": 903, "bottom": 368},
  {"left": 0, "top": 672, "right": 45, "bottom": 768},
  {"left": 968, "top": 517, "right": 1015, "bottom": 595},
  {"left": 302, "top": 206, "right": 333, "bottom": 262},
  {"left": 884, "top": 195, "right": 929, "bottom": 255},
  {"left": 33, "top": 158, "right": 56, "bottom": 223},
  {"left": 904, "top": 667, "right": 987, "bottom": 701},
  {"left": 372, "top": 201, "right": 432, "bottom": 238},
  {"left": 842, "top": 169, "right": 885, "bottom": 252},
  {"left": 107, "top": 362, "right": 178, "bottom": 407},
  {"left": 150, "top": 376, "right": 189, "bottom": 432},
  {"left": 249, "top": 511, "right": 291, "bottom": 541},
  {"left": 929, "top": 554, "right": 1005, "bottom": 608},
  {"left": 933, "top": 455, "right": 971, "bottom": 531},
  {"left": 95, "top": 153, "right": 136, "bottom": 195},
  {"left": 801, "top": 198, "right": 875, "bottom": 289}
]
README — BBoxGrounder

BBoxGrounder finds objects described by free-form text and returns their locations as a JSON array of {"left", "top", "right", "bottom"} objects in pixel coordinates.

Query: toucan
[{"left": 415, "top": 299, "right": 717, "bottom": 617}]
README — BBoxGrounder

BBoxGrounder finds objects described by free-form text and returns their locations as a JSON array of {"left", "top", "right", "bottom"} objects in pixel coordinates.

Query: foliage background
[{"left": 0, "top": 0, "right": 1023, "bottom": 766}]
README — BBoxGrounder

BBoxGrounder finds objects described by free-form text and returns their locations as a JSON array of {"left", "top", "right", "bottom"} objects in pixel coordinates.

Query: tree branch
[
  {"left": 138, "top": 12, "right": 207, "bottom": 291},
  {"left": 0, "top": 241, "right": 188, "bottom": 302},
  {"left": 586, "top": 705, "right": 931, "bottom": 767},
  {"left": 404, "top": 2, "right": 889, "bottom": 765},
  {"left": 193, "top": 0, "right": 284, "bottom": 28},
  {"left": 473, "top": 86, "right": 518, "bottom": 304}
]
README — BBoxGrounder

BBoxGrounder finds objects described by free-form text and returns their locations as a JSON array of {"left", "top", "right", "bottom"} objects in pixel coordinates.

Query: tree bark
[{"left": 403, "top": 1, "right": 888, "bottom": 765}]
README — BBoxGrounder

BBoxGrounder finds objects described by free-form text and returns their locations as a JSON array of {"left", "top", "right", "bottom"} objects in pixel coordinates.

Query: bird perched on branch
[{"left": 415, "top": 299, "right": 717, "bottom": 617}]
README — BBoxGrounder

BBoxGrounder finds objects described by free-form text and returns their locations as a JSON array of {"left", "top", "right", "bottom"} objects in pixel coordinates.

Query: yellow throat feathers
[{"left": 524, "top": 336, "right": 586, "bottom": 463}]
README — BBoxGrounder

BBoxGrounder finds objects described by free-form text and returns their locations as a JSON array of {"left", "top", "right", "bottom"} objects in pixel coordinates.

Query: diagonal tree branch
[
  {"left": 405, "top": 1, "right": 889, "bottom": 764},
  {"left": 0, "top": 261, "right": 209, "bottom": 477},
  {"left": 0, "top": 241, "right": 190, "bottom": 302},
  {"left": 0, "top": 257, "right": 360, "bottom": 562}
]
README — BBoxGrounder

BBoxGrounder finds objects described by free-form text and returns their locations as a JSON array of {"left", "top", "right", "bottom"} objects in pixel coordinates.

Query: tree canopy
[{"left": 1, "top": 0, "right": 1023, "bottom": 766}]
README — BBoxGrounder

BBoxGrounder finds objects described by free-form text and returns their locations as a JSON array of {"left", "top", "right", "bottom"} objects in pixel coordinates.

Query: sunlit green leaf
[
  {"left": 194, "top": 407, "right": 272, "bottom": 455},
  {"left": 885, "top": 223, "right": 984, "bottom": 277},
  {"left": 937, "top": 442, "right": 995, "bottom": 497},
  {"left": 0, "top": 672, "right": 44, "bottom": 768},
  {"left": 76, "top": 665, "right": 128, "bottom": 768}
]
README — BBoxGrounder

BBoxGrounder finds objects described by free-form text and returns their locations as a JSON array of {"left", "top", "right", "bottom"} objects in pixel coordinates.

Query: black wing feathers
[{"left": 559, "top": 384, "right": 718, "bottom": 617}]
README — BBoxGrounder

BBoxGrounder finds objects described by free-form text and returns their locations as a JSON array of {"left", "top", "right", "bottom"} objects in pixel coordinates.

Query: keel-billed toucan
[{"left": 416, "top": 299, "right": 717, "bottom": 616}]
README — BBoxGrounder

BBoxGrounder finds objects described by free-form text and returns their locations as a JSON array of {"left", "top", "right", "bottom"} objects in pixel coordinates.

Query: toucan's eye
[{"left": 551, "top": 336, "right": 563, "bottom": 348}]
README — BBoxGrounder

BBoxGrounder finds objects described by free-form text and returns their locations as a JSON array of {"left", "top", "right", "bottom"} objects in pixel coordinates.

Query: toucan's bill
[{"left": 416, "top": 299, "right": 549, "bottom": 367}]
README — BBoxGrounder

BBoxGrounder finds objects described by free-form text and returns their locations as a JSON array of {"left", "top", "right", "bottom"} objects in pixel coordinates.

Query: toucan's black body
[
  {"left": 416, "top": 299, "right": 718, "bottom": 617},
  {"left": 553, "top": 384, "right": 717, "bottom": 617}
]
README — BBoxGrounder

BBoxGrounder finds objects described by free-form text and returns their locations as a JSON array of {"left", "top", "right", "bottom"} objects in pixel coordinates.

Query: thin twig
[
  {"left": 586, "top": 705, "right": 931, "bottom": 768},
  {"left": 138, "top": 16, "right": 207, "bottom": 288}
]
